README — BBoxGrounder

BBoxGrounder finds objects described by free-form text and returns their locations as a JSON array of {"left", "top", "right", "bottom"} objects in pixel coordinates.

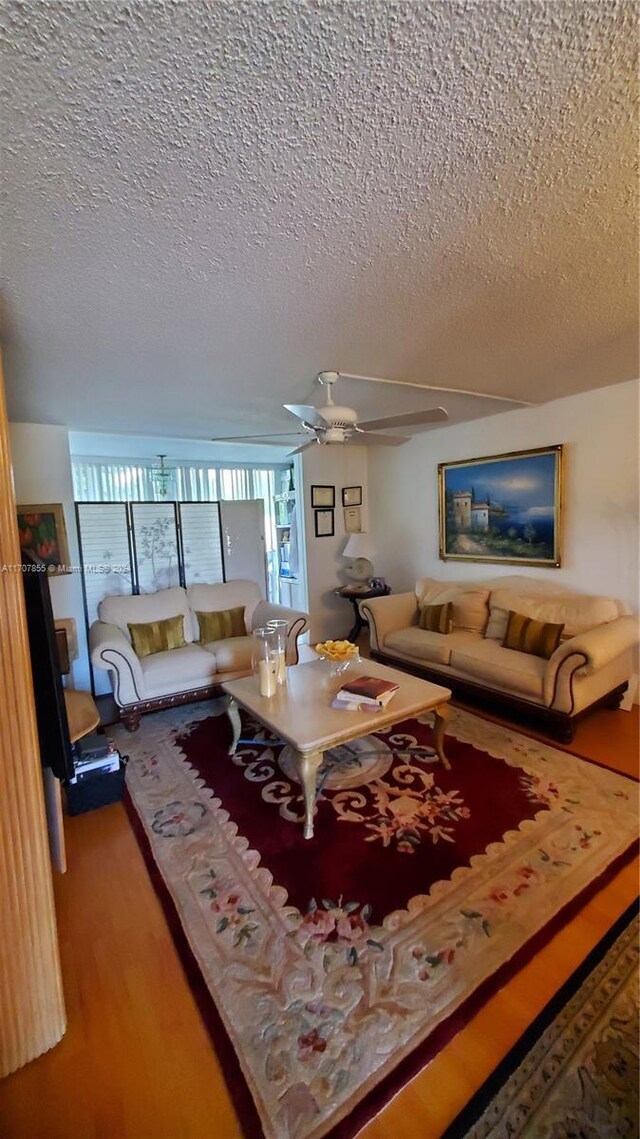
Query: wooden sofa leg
[
  {"left": 555, "top": 723, "right": 575, "bottom": 744},
  {"left": 546, "top": 715, "right": 574, "bottom": 744},
  {"left": 121, "top": 711, "right": 141, "bottom": 733},
  {"left": 603, "top": 685, "right": 627, "bottom": 711}
]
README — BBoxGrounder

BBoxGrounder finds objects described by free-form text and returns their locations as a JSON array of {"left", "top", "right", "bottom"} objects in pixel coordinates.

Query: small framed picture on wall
[
  {"left": 311, "top": 485, "right": 335, "bottom": 509},
  {"left": 343, "top": 506, "right": 362, "bottom": 533},
  {"left": 342, "top": 485, "right": 362, "bottom": 507},
  {"left": 314, "top": 509, "right": 335, "bottom": 537},
  {"left": 16, "top": 503, "right": 71, "bottom": 574}
]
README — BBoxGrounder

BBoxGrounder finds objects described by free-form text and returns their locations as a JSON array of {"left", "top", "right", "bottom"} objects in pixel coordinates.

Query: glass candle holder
[
  {"left": 267, "top": 619, "right": 288, "bottom": 685},
  {"left": 252, "top": 626, "right": 278, "bottom": 697}
]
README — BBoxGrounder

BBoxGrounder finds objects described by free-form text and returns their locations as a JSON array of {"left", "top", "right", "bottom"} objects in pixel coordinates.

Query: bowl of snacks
[{"left": 315, "top": 639, "right": 360, "bottom": 676}]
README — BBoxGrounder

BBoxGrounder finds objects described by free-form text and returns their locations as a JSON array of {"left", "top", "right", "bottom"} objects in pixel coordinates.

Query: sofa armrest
[
  {"left": 359, "top": 592, "right": 418, "bottom": 652},
  {"left": 543, "top": 615, "right": 639, "bottom": 707},
  {"left": 250, "top": 601, "right": 309, "bottom": 665},
  {"left": 89, "top": 621, "right": 145, "bottom": 707}
]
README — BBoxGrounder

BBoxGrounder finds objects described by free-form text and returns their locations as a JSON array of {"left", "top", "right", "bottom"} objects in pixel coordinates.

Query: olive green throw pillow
[
  {"left": 502, "top": 609, "right": 564, "bottom": 659},
  {"left": 196, "top": 606, "right": 246, "bottom": 645},
  {"left": 418, "top": 601, "right": 453, "bottom": 634},
  {"left": 127, "top": 614, "right": 186, "bottom": 659}
]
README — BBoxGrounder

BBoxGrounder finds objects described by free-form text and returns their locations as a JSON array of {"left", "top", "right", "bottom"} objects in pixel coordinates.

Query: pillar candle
[{"left": 258, "top": 658, "right": 277, "bottom": 697}]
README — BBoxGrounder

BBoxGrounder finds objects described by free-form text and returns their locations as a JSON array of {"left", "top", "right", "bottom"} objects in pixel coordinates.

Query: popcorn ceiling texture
[{"left": 0, "top": 0, "right": 637, "bottom": 437}]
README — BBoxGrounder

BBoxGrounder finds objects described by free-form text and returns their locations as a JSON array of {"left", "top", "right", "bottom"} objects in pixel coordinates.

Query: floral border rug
[
  {"left": 115, "top": 703, "right": 638, "bottom": 1139},
  {"left": 444, "top": 899, "right": 639, "bottom": 1138}
]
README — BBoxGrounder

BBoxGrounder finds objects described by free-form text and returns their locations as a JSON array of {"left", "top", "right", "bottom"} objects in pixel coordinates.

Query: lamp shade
[
  {"left": 342, "top": 531, "right": 374, "bottom": 584},
  {"left": 342, "top": 532, "right": 374, "bottom": 560}
]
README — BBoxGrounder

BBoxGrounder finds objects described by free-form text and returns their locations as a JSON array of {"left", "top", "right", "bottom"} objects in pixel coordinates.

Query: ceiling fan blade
[
  {"left": 211, "top": 432, "right": 305, "bottom": 442},
  {"left": 347, "top": 432, "right": 410, "bottom": 446},
  {"left": 288, "top": 439, "right": 318, "bottom": 455},
  {"left": 358, "top": 407, "right": 449, "bottom": 431},
  {"left": 284, "top": 404, "right": 329, "bottom": 429}
]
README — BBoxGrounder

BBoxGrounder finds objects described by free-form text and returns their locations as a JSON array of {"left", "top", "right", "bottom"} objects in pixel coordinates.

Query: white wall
[
  {"left": 300, "top": 445, "right": 369, "bottom": 641},
  {"left": 368, "top": 378, "right": 639, "bottom": 706},
  {"left": 9, "top": 423, "right": 90, "bottom": 690},
  {"left": 368, "top": 379, "right": 639, "bottom": 611}
]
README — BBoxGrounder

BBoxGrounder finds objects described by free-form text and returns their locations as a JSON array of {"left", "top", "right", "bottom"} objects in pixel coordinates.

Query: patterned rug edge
[
  {"left": 441, "top": 896, "right": 640, "bottom": 1139},
  {"left": 123, "top": 787, "right": 267, "bottom": 1139},
  {"left": 449, "top": 701, "right": 639, "bottom": 783},
  {"left": 121, "top": 708, "right": 639, "bottom": 1139}
]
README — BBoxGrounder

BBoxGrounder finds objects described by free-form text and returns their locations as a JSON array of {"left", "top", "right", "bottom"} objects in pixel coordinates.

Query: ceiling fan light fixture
[{"left": 322, "top": 426, "right": 349, "bottom": 444}]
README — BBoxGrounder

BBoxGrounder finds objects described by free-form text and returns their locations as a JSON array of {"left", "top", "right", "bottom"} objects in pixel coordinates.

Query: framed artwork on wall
[
  {"left": 16, "top": 504, "right": 71, "bottom": 574},
  {"left": 343, "top": 506, "right": 362, "bottom": 533},
  {"left": 438, "top": 444, "right": 563, "bottom": 567},
  {"left": 342, "top": 485, "right": 362, "bottom": 507},
  {"left": 311, "top": 485, "right": 335, "bottom": 509},
  {"left": 314, "top": 509, "right": 334, "bottom": 537}
]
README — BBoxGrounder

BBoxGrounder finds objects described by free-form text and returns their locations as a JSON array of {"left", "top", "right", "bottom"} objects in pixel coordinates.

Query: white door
[{"left": 219, "top": 499, "right": 267, "bottom": 595}]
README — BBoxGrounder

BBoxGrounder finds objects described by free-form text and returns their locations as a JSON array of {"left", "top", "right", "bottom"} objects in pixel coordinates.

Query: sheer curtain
[{"left": 72, "top": 458, "right": 286, "bottom": 601}]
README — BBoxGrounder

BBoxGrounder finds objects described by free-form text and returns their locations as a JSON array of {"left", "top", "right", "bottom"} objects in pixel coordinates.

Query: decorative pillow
[
  {"left": 485, "top": 589, "right": 620, "bottom": 641},
  {"left": 418, "top": 602, "right": 453, "bottom": 634},
  {"left": 196, "top": 606, "right": 246, "bottom": 645},
  {"left": 127, "top": 614, "right": 186, "bottom": 659},
  {"left": 502, "top": 610, "right": 564, "bottom": 659},
  {"left": 415, "top": 580, "right": 490, "bottom": 633}
]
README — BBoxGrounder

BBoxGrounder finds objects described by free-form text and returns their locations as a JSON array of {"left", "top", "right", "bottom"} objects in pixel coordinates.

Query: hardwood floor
[{"left": 0, "top": 704, "right": 637, "bottom": 1139}]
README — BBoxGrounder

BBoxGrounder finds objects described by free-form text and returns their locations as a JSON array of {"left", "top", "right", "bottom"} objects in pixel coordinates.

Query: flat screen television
[{"left": 21, "top": 560, "right": 74, "bottom": 782}]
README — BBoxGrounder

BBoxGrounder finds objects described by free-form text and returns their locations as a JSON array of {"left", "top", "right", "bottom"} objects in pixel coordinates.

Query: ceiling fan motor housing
[{"left": 319, "top": 404, "right": 358, "bottom": 443}]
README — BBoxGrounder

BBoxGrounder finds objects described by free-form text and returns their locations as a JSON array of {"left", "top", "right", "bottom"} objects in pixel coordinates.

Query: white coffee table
[{"left": 222, "top": 658, "right": 452, "bottom": 840}]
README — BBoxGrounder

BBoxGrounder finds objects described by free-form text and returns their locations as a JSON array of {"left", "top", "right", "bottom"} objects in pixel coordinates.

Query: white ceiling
[{"left": 0, "top": 0, "right": 637, "bottom": 443}]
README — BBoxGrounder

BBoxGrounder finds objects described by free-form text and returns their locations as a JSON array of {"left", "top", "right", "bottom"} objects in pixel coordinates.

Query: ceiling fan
[{"left": 211, "top": 371, "right": 450, "bottom": 453}]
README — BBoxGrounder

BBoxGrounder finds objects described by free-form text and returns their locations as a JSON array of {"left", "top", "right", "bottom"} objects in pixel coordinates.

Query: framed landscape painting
[
  {"left": 438, "top": 445, "right": 563, "bottom": 567},
  {"left": 17, "top": 504, "right": 71, "bottom": 574}
]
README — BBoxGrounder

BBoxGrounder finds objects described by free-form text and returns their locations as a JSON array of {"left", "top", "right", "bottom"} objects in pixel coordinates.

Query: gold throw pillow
[
  {"left": 196, "top": 606, "right": 246, "bottom": 645},
  {"left": 127, "top": 614, "right": 186, "bottom": 659},
  {"left": 502, "top": 610, "right": 564, "bottom": 659},
  {"left": 418, "top": 602, "right": 453, "bottom": 634}
]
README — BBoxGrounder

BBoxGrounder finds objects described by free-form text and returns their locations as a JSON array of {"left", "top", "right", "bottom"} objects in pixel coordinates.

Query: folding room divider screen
[{"left": 76, "top": 500, "right": 225, "bottom": 627}]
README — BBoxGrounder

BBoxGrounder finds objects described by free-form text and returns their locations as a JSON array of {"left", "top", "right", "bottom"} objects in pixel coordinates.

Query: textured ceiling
[{"left": 0, "top": 0, "right": 638, "bottom": 441}]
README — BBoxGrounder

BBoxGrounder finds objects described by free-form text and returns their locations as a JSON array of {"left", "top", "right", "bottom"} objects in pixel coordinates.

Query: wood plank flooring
[{"left": 0, "top": 704, "right": 637, "bottom": 1139}]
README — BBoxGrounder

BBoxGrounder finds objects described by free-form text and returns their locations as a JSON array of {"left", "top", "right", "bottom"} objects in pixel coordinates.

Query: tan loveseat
[
  {"left": 90, "top": 580, "right": 308, "bottom": 731},
  {"left": 361, "top": 575, "right": 638, "bottom": 742}
]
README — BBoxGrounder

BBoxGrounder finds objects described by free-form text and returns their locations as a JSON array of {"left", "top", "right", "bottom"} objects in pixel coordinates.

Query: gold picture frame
[
  {"left": 16, "top": 503, "right": 71, "bottom": 574},
  {"left": 438, "top": 444, "right": 563, "bottom": 567}
]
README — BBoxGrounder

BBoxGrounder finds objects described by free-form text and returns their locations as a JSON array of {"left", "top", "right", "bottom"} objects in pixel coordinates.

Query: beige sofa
[
  {"left": 90, "top": 580, "right": 308, "bottom": 731},
  {"left": 361, "top": 575, "right": 638, "bottom": 742}
]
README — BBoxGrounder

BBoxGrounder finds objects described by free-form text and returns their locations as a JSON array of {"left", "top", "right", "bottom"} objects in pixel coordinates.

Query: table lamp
[{"left": 343, "top": 532, "right": 374, "bottom": 585}]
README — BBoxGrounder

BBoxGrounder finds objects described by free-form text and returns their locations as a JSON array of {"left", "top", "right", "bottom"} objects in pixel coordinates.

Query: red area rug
[{"left": 117, "top": 704, "right": 637, "bottom": 1139}]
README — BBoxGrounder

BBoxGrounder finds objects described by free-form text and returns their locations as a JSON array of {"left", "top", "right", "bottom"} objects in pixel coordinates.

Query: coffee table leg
[
  {"left": 297, "top": 748, "right": 324, "bottom": 840},
  {"left": 226, "top": 697, "right": 242, "bottom": 756},
  {"left": 433, "top": 702, "right": 452, "bottom": 770}
]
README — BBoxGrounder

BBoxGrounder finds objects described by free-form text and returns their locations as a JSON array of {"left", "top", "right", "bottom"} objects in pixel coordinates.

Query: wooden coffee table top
[{"left": 222, "top": 657, "right": 451, "bottom": 756}]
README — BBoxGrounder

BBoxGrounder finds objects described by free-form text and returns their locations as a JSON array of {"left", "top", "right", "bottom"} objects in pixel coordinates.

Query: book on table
[{"left": 336, "top": 674, "right": 400, "bottom": 707}]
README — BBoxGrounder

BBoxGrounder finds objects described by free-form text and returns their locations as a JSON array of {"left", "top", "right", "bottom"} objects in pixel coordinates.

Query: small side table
[{"left": 334, "top": 584, "right": 392, "bottom": 642}]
